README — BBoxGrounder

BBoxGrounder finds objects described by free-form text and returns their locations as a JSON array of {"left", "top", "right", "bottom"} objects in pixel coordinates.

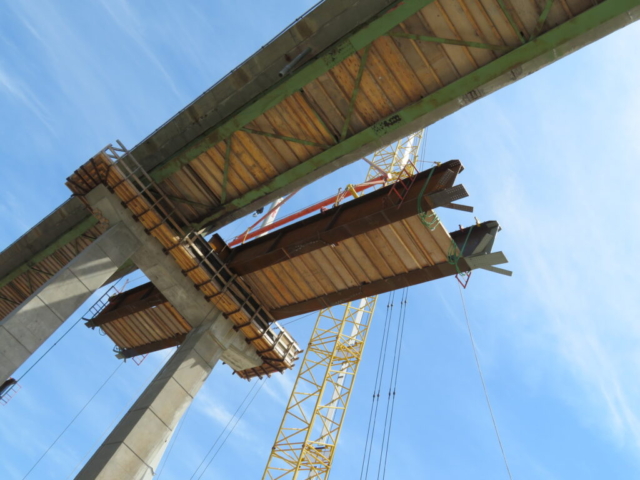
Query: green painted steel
[
  {"left": 149, "top": 0, "right": 438, "bottom": 184},
  {"left": 340, "top": 44, "right": 372, "bottom": 141},
  {"left": 0, "top": 216, "right": 99, "bottom": 290},
  {"left": 4, "top": 0, "right": 639, "bottom": 293},
  {"left": 497, "top": 0, "right": 527, "bottom": 44},
  {"left": 388, "top": 31, "right": 510, "bottom": 51},
  {"left": 531, "top": 0, "right": 555, "bottom": 40},
  {"left": 191, "top": 0, "right": 640, "bottom": 231}
]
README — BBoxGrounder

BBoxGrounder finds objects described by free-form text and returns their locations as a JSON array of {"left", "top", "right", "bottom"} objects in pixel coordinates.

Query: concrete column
[
  {"left": 74, "top": 185, "right": 263, "bottom": 479},
  {"left": 86, "top": 185, "right": 262, "bottom": 371},
  {"left": 75, "top": 313, "right": 226, "bottom": 480},
  {"left": 0, "top": 222, "right": 140, "bottom": 382}
]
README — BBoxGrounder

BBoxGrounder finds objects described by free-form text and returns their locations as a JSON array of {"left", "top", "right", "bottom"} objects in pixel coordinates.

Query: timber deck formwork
[
  {"left": 67, "top": 144, "right": 301, "bottom": 380},
  {"left": 2, "top": 0, "right": 638, "bottom": 328},
  {"left": 66, "top": 145, "right": 505, "bottom": 378}
]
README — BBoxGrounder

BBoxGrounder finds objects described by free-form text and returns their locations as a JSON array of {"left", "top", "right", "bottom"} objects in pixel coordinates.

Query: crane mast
[{"left": 263, "top": 130, "right": 425, "bottom": 480}]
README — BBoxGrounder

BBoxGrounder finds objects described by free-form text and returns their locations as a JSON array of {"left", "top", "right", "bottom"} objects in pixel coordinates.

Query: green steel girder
[
  {"left": 531, "top": 0, "right": 556, "bottom": 40},
  {"left": 0, "top": 0, "right": 432, "bottom": 296},
  {"left": 340, "top": 43, "right": 372, "bottom": 141},
  {"left": 190, "top": 0, "right": 640, "bottom": 232},
  {"left": 2, "top": 0, "right": 638, "bottom": 295},
  {"left": 149, "top": 0, "right": 438, "bottom": 184}
]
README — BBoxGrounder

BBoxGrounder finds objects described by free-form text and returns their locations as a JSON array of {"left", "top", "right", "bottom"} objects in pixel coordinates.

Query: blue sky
[{"left": 1, "top": 1, "right": 640, "bottom": 479}]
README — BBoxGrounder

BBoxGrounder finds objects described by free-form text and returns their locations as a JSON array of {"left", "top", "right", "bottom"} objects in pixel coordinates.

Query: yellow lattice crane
[{"left": 263, "top": 130, "right": 426, "bottom": 480}]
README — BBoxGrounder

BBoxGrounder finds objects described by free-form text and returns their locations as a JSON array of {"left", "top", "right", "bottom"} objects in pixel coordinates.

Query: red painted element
[
  {"left": 228, "top": 175, "right": 386, "bottom": 247},
  {"left": 387, "top": 159, "right": 418, "bottom": 207},
  {"left": 0, "top": 381, "right": 21, "bottom": 406},
  {"left": 456, "top": 271, "right": 472, "bottom": 289},
  {"left": 133, "top": 354, "right": 148, "bottom": 366}
]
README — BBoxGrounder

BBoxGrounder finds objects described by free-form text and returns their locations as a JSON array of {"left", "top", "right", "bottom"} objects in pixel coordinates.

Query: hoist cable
[
  {"left": 156, "top": 398, "right": 194, "bottom": 478},
  {"left": 360, "top": 291, "right": 395, "bottom": 480},
  {"left": 361, "top": 291, "right": 395, "bottom": 480},
  {"left": 14, "top": 277, "right": 129, "bottom": 385},
  {"left": 189, "top": 378, "right": 265, "bottom": 480},
  {"left": 379, "top": 288, "right": 409, "bottom": 480},
  {"left": 198, "top": 379, "right": 266, "bottom": 479},
  {"left": 458, "top": 284, "right": 513, "bottom": 480},
  {"left": 65, "top": 350, "right": 174, "bottom": 479},
  {"left": 22, "top": 361, "right": 124, "bottom": 479},
  {"left": 376, "top": 290, "right": 406, "bottom": 479}
]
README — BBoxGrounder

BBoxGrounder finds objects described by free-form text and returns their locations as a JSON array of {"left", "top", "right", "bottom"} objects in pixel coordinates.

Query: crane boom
[{"left": 263, "top": 130, "right": 425, "bottom": 479}]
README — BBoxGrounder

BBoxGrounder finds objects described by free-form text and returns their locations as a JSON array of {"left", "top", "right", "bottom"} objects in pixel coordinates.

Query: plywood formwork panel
[
  {"left": 2, "top": 0, "right": 616, "bottom": 327},
  {"left": 242, "top": 218, "right": 453, "bottom": 312},
  {"left": 150, "top": 0, "right": 596, "bottom": 228}
]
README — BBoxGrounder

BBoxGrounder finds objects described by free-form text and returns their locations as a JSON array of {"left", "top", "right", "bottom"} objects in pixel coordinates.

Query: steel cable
[
  {"left": 65, "top": 350, "right": 174, "bottom": 479},
  {"left": 189, "top": 378, "right": 265, "bottom": 479},
  {"left": 378, "top": 288, "right": 409, "bottom": 480},
  {"left": 360, "top": 291, "right": 395, "bottom": 480},
  {"left": 458, "top": 283, "right": 513, "bottom": 480},
  {"left": 22, "top": 362, "right": 124, "bottom": 479}
]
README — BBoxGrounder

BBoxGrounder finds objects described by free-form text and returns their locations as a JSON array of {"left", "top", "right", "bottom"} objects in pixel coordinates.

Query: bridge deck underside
[
  {"left": 244, "top": 216, "right": 451, "bottom": 313},
  {"left": 159, "top": 0, "right": 593, "bottom": 229},
  {"left": 0, "top": 0, "right": 626, "bottom": 324}
]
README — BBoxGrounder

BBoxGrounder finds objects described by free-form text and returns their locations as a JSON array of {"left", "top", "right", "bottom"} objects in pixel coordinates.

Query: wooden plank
[
  {"left": 404, "top": 216, "right": 448, "bottom": 263},
  {"left": 301, "top": 78, "right": 347, "bottom": 137},
  {"left": 290, "top": 91, "right": 336, "bottom": 146},
  {"left": 276, "top": 95, "right": 327, "bottom": 155},
  {"left": 277, "top": 260, "right": 314, "bottom": 301},
  {"left": 371, "top": 35, "right": 427, "bottom": 104},
  {"left": 308, "top": 249, "right": 347, "bottom": 292},
  {"left": 336, "top": 237, "right": 381, "bottom": 282},
  {"left": 403, "top": 12, "right": 461, "bottom": 85},
  {"left": 440, "top": 1, "right": 497, "bottom": 65},
  {"left": 262, "top": 106, "right": 314, "bottom": 162},
  {"left": 288, "top": 256, "right": 328, "bottom": 299},
  {"left": 252, "top": 269, "right": 290, "bottom": 309},
  {"left": 233, "top": 130, "right": 279, "bottom": 183},
  {"left": 366, "top": 227, "right": 409, "bottom": 274},
  {"left": 352, "top": 233, "right": 395, "bottom": 279},
  {"left": 379, "top": 223, "right": 423, "bottom": 271},
  {"left": 318, "top": 247, "right": 360, "bottom": 289},
  {"left": 323, "top": 245, "right": 364, "bottom": 286},
  {"left": 393, "top": 219, "right": 435, "bottom": 266}
]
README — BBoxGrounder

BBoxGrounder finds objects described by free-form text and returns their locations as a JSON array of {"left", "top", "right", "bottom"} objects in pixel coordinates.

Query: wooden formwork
[{"left": 68, "top": 146, "right": 300, "bottom": 380}]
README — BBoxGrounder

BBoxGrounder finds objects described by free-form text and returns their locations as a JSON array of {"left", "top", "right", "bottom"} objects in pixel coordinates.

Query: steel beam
[
  {"left": 86, "top": 284, "right": 167, "bottom": 328},
  {"left": 269, "top": 261, "right": 464, "bottom": 319},
  {"left": 116, "top": 334, "right": 187, "bottom": 359},
  {"left": 269, "top": 220, "right": 505, "bottom": 319},
  {"left": 226, "top": 161, "right": 465, "bottom": 275}
]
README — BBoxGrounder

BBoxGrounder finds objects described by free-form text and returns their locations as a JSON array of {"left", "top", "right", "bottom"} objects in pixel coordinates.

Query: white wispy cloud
[
  {"left": 0, "top": 64, "right": 53, "bottom": 132},
  {"left": 97, "top": 0, "right": 186, "bottom": 102},
  {"left": 450, "top": 26, "right": 640, "bottom": 458}
]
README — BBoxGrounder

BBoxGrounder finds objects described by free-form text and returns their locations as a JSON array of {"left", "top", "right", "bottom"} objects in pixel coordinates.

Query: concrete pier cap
[{"left": 85, "top": 184, "right": 262, "bottom": 371}]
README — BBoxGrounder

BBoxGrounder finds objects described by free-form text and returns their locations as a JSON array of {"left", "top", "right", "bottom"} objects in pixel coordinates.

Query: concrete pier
[
  {"left": 75, "top": 314, "right": 226, "bottom": 480},
  {"left": 74, "top": 185, "right": 262, "bottom": 479},
  {"left": 0, "top": 222, "right": 140, "bottom": 382}
]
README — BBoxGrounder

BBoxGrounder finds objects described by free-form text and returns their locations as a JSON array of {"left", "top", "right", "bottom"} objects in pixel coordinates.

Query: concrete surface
[{"left": 0, "top": 222, "right": 140, "bottom": 382}]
